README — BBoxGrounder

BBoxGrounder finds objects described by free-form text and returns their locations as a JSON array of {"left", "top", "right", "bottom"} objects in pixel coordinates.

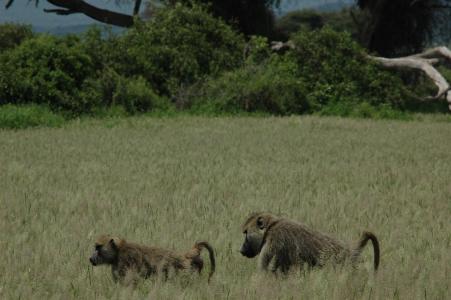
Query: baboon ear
[
  {"left": 109, "top": 238, "right": 118, "bottom": 250},
  {"left": 256, "top": 217, "right": 265, "bottom": 229}
]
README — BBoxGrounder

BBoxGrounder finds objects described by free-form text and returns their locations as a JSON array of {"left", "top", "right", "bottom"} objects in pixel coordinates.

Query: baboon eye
[
  {"left": 243, "top": 230, "right": 247, "bottom": 235},
  {"left": 257, "top": 218, "right": 264, "bottom": 229}
]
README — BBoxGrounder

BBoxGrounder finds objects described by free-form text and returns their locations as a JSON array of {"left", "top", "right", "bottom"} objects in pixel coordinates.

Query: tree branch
[
  {"left": 5, "top": 0, "right": 14, "bottom": 9},
  {"left": 271, "top": 41, "right": 451, "bottom": 111},
  {"left": 44, "top": 0, "right": 134, "bottom": 28},
  {"left": 369, "top": 47, "right": 451, "bottom": 109}
]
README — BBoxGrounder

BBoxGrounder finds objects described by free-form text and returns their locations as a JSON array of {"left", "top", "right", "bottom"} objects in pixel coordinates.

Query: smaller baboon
[
  {"left": 89, "top": 235, "right": 215, "bottom": 284},
  {"left": 240, "top": 212, "right": 380, "bottom": 274}
]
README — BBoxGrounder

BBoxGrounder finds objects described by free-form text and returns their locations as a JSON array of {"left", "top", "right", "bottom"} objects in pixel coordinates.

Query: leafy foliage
[
  {"left": 191, "top": 28, "right": 411, "bottom": 117},
  {"left": 0, "top": 35, "right": 94, "bottom": 113},
  {"left": 149, "top": 0, "right": 281, "bottom": 38},
  {"left": 288, "top": 28, "right": 408, "bottom": 110},
  {"left": 116, "top": 3, "right": 245, "bottom": 97},
  {"left": 0, "top": 23, "right": 34, "bottom": 52},
  {"left": 0, "top": 4, "right": 439, "bottom": 120},
  {"left": 191, "top": 52, "right": 309, "bottom": 115},
  {"left": 113, "top": 76, "right": 170, "bottom": 113}
]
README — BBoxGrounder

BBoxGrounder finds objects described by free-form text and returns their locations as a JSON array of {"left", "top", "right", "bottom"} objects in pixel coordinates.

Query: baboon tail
[
  {"left": 195, "top": 241, "right": 216, "bottom": 282},
  {"left": 357, "top": 231, "right": 380, "bottom": 271}
]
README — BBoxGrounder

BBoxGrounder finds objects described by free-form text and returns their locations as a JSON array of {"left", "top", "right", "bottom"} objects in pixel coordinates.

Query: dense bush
[
  {"left": 191, "top": 29, "right": 411, "bottom": 116},
  {"left": 0, "top": 5, "right": 243, "bottom": 116},
  {"left": 288, "top": 28, "right": 409, "bottom": 110},
  {"left": 0, "top": 6, "right": 437, "bottom": 121},
  {"left": 0, "top": 23, "right": 34, "bottom": 52},
  {"left": 191, "top": 53, "right": 309, "bottom": 114},
  {"left": 0, "top": 104, "right": 65, "bottom": 129},
  {"left": 0, "top": 35, "right": 94, "bottom": 113},
  {"left": 149, "top": 0, "right": 277, "bottom": 38},
  {"left": 113, "top": 76, "right": 170, "bottom": 113},
  {"left": 116, "top": 3, "right": 245, "bottom": 97}
]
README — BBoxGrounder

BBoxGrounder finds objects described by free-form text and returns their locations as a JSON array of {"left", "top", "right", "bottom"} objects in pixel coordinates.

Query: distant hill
[
  {"left": 275, "top": 0, "right": 354, "bottom": 16},
  {"left": 33, "top": 24, "right": 125, "bottom": 36}
]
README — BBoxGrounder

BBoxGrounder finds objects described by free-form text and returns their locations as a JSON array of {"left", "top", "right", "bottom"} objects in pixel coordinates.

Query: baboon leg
[
  {"left": 162, "top": 267, "right": 169, "bottom": 281},
  {"left": 273, "top": 255, "right": 290, "bottom": 274},
  {"left": 191, "top": 256, "right": 204, "bottom": 275},
  {"left": 156, "top": 263, "right": 169, "bottom": 282},
  {"left": 259, "top": 245, "right": 275, "bottom": 271}
]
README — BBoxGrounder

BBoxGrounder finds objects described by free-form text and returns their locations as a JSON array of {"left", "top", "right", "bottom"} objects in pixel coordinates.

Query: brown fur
[
  {"left": 240, "top": 212, "right": 380, "bottom": 274},
  {"left": 89, "top": 235, "right": 215, "bottom": 284}
]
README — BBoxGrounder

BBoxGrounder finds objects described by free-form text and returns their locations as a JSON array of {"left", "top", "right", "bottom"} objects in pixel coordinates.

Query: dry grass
[{"left": 0, "top": 116, "right": 450, "bottom": 299}]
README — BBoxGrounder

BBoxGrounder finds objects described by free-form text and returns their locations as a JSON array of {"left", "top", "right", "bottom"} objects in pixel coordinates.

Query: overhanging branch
[{"left": 43, "top": 0, "right": 135, "bottom": 28}]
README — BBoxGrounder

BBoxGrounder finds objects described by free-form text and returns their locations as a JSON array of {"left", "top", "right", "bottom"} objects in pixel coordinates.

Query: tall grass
[
  {"left": 0, "top": 104, "right": 65, "bottom": 129},
  {"left": 0, "top": 116, "right": 450, "bottom": 299}
]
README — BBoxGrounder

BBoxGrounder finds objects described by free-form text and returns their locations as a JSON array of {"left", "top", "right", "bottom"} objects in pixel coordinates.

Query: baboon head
[
  {"left": 89, "top": 235, "right": 123, "bottom": 266},
  {"left": 240, "top": 212, "right": 276, "bottom": 258}
]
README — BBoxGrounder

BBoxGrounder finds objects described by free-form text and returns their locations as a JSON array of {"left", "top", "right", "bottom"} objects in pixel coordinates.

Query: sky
[
  {"left": 0, "top": 1, "right": 351, "bottom": 29},
  {"left": 0, "top": 0, "right": 134, "bottom": 28}
]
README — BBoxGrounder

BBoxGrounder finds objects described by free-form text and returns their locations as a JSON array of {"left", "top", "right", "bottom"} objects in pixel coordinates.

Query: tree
[
  {"left": 145, "top": 0, "right": 281, "bottom": 38},
  {"left": 0, "top": 23, "right": 34, "bottom": 51},
  {"left": 5, "top": 0, "right": 281, "bottom": 37},
  {"left": 354, "top": 0, "right": 451, "bottom": 57}
]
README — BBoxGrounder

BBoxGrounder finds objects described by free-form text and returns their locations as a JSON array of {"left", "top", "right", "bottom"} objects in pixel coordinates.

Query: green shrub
[
  {"left": 79, "top": 68, "right": 171, "bottom": 114},
  {"left": 287, "top": 28, "right": 409, "bottom": 110},
  {"left": 0, "top": 35, "right": 95, "bottom": 113},
  {"left": 0, "top": 23, "right": 34, "bottom": 52},
  {"left": 113, "top": 76, "right": 170, "bottom": 113},
  {"left": 191, "top": 54, "right": 309, "bottom": 114},
  {"left": 115, "top": 3, "right": 245, "bottom": 97},
  {"left": 245, "top": 36, "right": 272, "bottom": 65},
  {"left": 80, "top": 27, "right": 122, "bottom": 72},
  {"left": 0, "top": 104, "right": 65, "bottom": 129},
  {"left": 192, "top": 28, "right": 412, "bottom": 118}
]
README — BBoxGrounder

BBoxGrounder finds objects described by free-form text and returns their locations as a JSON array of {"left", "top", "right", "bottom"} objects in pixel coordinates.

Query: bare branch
[
  {"left": 5, "top": 0, "right": 14, "bottom": 9},
  {"left": 270, "top": 41, "right": 295, "bottom": 51},
  {"left": 45, "top": 0, "right": 134, "bottom": 27},
  {"left": 410, "top": 46, "right": 451, "bottom": 60},
  {"left": 43, "top": 8, "right": 77, "bottom": 15},
  {"left": 369, "top": 47, "right": 451, "bottom": 110}
]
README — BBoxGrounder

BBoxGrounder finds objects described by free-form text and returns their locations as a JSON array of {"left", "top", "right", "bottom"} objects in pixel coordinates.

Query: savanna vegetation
[
  {"left": 0, "top": 117, "right": 450, "bottom": 299},
  {"left": 1, "top": 1, "right": 450, "bottom": 299},
  {"left": 1, "top": 1, "right": 451, "bottom": 129}
]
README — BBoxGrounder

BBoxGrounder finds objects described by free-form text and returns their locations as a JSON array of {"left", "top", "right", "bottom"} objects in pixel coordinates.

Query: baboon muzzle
[
  {"left": 89, "top": 256, "right": 98, "bottom": 266},
  {"left": 240, "top": 243, "right": 258, "bottom": 258}
]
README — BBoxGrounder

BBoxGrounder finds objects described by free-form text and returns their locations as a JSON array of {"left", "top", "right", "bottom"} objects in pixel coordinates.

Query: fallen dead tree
[{"left": 271, "top": 41, "right": 451, "bottom": 111}]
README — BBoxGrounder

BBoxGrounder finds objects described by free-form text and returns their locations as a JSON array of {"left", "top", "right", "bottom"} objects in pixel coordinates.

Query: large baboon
[
  {"left": 89, "top": 235, "right": 215, "bottom": 284},
  {"left": 240, "top": 212, "right": 379, "bottom": 274}
]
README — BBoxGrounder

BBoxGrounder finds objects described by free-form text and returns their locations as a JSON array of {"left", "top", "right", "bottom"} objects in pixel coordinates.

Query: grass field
[{"left": 0, "top": 116, "right": 450, "bottom": 299}]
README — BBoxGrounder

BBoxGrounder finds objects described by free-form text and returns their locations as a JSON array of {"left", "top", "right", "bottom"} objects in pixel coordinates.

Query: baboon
[
  {"left": 240, "top": 212, "right": 380, "bottom": 274},
  {"left": 89, "top": 235, "right": 215, "bottom": 284}
]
